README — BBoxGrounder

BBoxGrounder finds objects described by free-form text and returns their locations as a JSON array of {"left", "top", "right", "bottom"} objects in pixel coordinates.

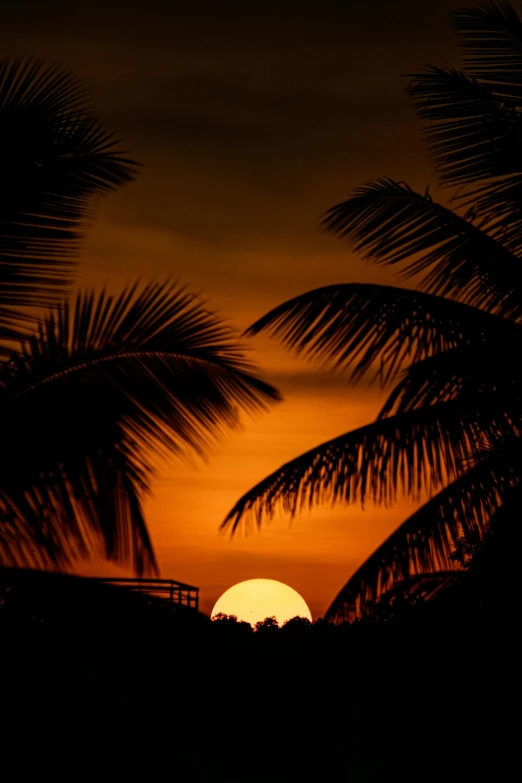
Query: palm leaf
[
  {"left": 0, "top": 57, "right": 137, "bottom": 336},
  {"left": 246, "top": 283, "right": 514, "bottom": 387},
  {"left": 0, "top": 511, "right": 60, "bottom": 570},
  {"left": 407, "top": 66, "right": 522, "bottom": 185},
  {"left": 0, "top": 281, "right": 280, "bottom": 572},
  {"left": 9, "top": 281, "right": 280, "bottom": 454},
  {"left": 454, "top": 1, "right": 522, "bottom": 92},
  {"left": 461, "top": 481, "right": 522, "bottom": 604},
  {"left": 379, "top": 333, "right": 522, "bottom": 418},
  {"left": 321, "top": 179, "right": 522, "bottom": 318},
  {"left": 324, "top": 443, "right": 521, "bottom": 623},
  {"left": 221, "top": 396, "right": 510, "bottom": 534},
  {"left": 457, "top": 175, "right": 522, "bottom": 254},
  {"left": 406, "top": 65, "right": 522, "bottom": 251},
  {"left": 405, "top": 4, "right": 522, "bottom": 250}
]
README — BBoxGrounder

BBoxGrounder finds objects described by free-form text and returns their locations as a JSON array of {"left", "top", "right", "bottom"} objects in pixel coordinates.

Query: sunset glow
[
  {"left": 8, "top": 0, "right": 452, "bottom": 617},
  {"left": 211, "top": 578, "right": 313, "bottom": 626}
]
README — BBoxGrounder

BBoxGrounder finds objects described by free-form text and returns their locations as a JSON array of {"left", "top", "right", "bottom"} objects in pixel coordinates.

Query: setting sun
[{"left": 211, "top": 579, "right": 313, "bottom": 626}]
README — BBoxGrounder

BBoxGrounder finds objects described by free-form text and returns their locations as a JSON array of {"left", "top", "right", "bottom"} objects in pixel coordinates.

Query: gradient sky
[{"left": 4, "top": 0, "right": 468, "bottom": 616}]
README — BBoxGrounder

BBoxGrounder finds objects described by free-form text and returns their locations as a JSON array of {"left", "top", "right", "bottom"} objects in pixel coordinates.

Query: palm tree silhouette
[
  {"left": 221, "top": 2, "right": 522, "bottom": 620},
  {"left": 0, "top": 57, "right": 136, "bottom": 347},
  {"left": 0, "top": 58, "right": 280, "bottom": 573}
]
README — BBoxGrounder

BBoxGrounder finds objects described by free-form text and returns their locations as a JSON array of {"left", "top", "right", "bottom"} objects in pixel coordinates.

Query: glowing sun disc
[{"left": 211, "top": 578, "right": 312, "bottom": 627}]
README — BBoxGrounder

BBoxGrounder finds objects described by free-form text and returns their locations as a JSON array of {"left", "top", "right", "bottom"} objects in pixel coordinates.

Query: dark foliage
[{"left": 0, "top": 57, "right": 137, "bottom": 348}]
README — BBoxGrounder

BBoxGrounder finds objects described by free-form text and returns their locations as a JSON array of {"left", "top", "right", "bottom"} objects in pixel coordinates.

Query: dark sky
[
  {"left": 4, "top": 1, "right": 460, "bottom": 257},
  {"left": 3, "top": 0, "right": 470, "bottom": 616}
]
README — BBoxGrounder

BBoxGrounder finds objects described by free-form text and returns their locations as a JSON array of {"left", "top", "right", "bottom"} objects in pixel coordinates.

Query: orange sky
[{"left": 3, "top": 0, "right": 466, "bottom": 617}]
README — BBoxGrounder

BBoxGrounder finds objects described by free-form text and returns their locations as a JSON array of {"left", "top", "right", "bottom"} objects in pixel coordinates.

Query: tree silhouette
[
  {"left": 282, "top": 615, "right": 312, "bottom": 630},
  {"left": 0, "top": 58, "right": 280, "bottom": 572},
  {"left": 0, "top": 57, "right": 137, "bottom": 350},
  {"left": 254, "top": 616, "right": 279, "bottom": 633},
  {"left": 221, "top": 2, "right": 522, "bottom": 620}
]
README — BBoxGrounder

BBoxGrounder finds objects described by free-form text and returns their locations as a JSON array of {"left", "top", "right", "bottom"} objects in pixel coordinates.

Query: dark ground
[{"left": 0, "top": 574, "right": 518, "bottom": 782}]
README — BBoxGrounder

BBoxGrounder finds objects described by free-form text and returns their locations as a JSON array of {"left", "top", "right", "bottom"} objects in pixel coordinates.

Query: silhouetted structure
[
  {"left": 100, "top": 576, "right": 199, "bottom": 610},
  {"left": 0, "top": 568, "right": 200, "bottom": 622}
]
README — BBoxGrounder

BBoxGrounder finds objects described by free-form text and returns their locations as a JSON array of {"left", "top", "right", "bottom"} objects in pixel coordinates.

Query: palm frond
[
  {"left": 406, "top": 64, "right": 522, "bottom": 251},
  {"left": 321, "top": 179, "right": 522, "bottom": 318},
  {"left": 407, "top": 66, "right": 522, "bottom": 184},
  {"left": 324, "top": 443, "right": 521, "bottom": 623},
  {"left": 247, "top": 283, "right": 514, "bottom": 386},
  {"left": 0, "top": 281, "right": 280, "bottom": 572},
  {"left": 458, "top": 175, "right": 522, "bottom": 254},
  {"left": 221, "top": 396, "right": 509, "bottom": 534},
  {"left": 379, "top": 333, "right": 522, "bottom": 418},
  {"left": 454, "top": 1, "right": 522, "bottom": 92},
  {"left": 0, "top": 57, "right": 138, "bottom": 318},
  {"left": 0, "top": 510, "right": 61, "bottom": 570},
  {"left": 8, "top": 280, "right": 280, "bottom": 454},
  {"left": 405, "top": 5, "right": 522, "bottom": 248},
  {"left": 461, "top": 481, "right": 522, "bottom": 603},
  {"left": 0, "top": 402, "right": 157, "bottom": 574}
]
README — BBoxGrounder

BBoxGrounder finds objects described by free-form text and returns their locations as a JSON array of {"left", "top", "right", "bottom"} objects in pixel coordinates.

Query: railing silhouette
[
  {"left": 99, "top": 577, "right": 199, "bottom": 611},
  {"left": 0, "top": 569, "right": 200, "bottom": 617}
]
